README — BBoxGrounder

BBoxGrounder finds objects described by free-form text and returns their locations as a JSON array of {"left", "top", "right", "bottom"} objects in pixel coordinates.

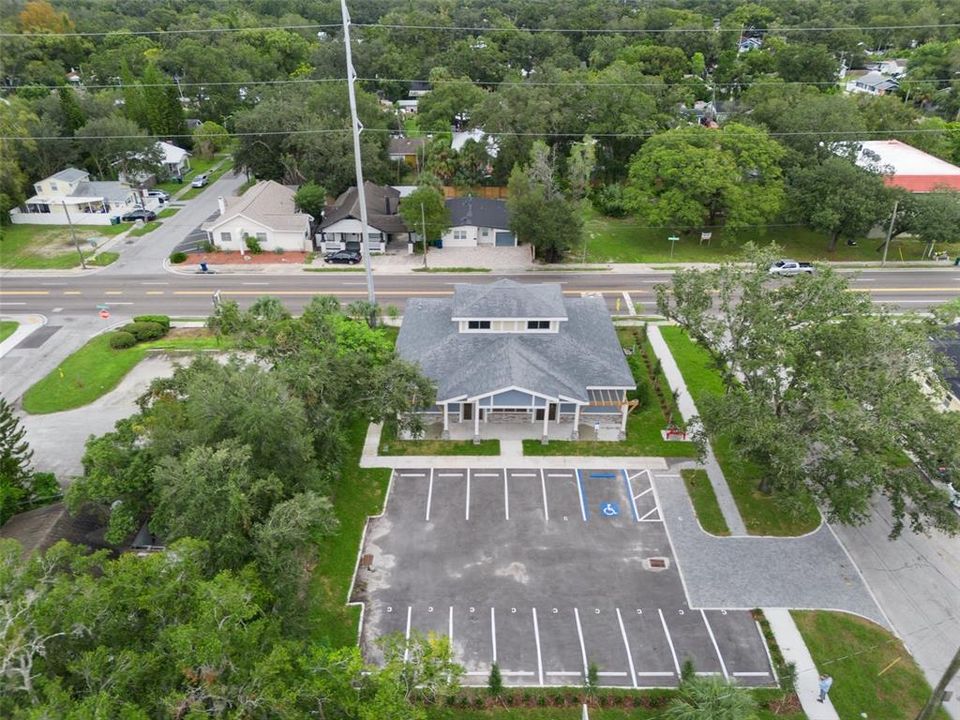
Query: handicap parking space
[{"left": 360, "top": 465, "right": 776, "bottom": 689}]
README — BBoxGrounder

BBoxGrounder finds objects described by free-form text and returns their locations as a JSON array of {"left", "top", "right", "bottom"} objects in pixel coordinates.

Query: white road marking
[
  {"left": 573, "top": 608, "right": 588, "bottom": 677},
  {"left": 623, "top": 467, "right": 640, "bottom": 522},
  {"left": 633, "top": 487, "right": 653, "bottom": 499},
  {"left": 532, "top": 608, "right": 544, "bottom": 686},
  {"left": 491, "top": 607, "right": 497, "bottom": 663},
  {"left": 404, "top": 606, "right": 412, "bottom": 662},
  {"left": 544, "top": 471, "right": 574, "bottom": 477},
  {"left": 473, "top": 472, "right": 500, "bottom": 477},
  {"left": 0, "top": 302, "right": 26, "bottom": 305},
  {"left": 241, "top": 282, "right": 270, "bottom": 285},
  {"left": 657, "top": 473, "right": 681, "bottom": 479},
  {"left": 503, "top": 472, "right": 510, "bottom": 520},
  {"left": 501, "top": 671, "right": 536, "bottom": 676},
  {"left": 700, "top": 609, "right": 729, "bottom": 681},
  {"left": 400, "top": 472, "right": 426, "bottom": 477},
  {"left": 52, "top": 307, "right": 63, "bottom": 313},
  {"left": 733, "top": 671, "right": 770, "bottom": 677},
  {"left": 425, "top": 470, "right": 434, "bottom": 522},
  {"left": 448, "top": 606, "right": 454, "bottom": 646},
  {"left": 576, "top": 469, "right": 588, "bottom": 522},
  {"left": 638, "top": 507, "right": 660, "bottom": 522},
  {"left": 636, "top": 671, "right": 676, "bottom": 677},
  {"left": 695, "top": 671, "right": 722, "bottom": 676},
  {"left": 436, "top": 472, "right": 462, "bottom": 477},
  {"left": 106, "top": 301, "right": 134, "bottom": 305},
  {"left": 616, "top": 608, "right": 639, "bottom": 688},
  {"left": 597, "top": 671, "right": 628, "bottom": 677},
  {"left": 511, "top": 471, "right": 538, "bottom": 477},
  {"left": 658, "top": 609, "right": 681, "bottom": 676},
  {"left": 621, "top": 291, "right": 636, "bottom": 315},
  {"left": 141, "top": 282, "right": 169, "bottom": 285},
  {"left": 465, "top": 474, "right": 471, "bottom": 520},
  {"left": 541, "top": 473, "right": 549, "bottom": 522},
  {"left": 546, "top": 671, "right": 582, "bottom": 676}
]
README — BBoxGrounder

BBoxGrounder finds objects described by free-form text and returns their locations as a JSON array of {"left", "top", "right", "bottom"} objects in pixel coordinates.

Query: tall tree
[
  {"left": 57, "top": 87, "right": 85, "bottom": 134},
  {"left": 294, "top": 181, "right": 327, "bottom": 220},
  {"left": 191, "top": 120, "right": 228, "bottom": 160},
  {"left": 657, "top": 252, "right": 960, "bottom": 537},
  {"left": 896, "top": 190, "right": 960, "bottom": 252},
  {"left": 775, "top": 43, "right": 837, "bottom": 84},
  {"left": 625, "top": 123, "right": 785, "bottom": 228},
  {"left": 567, "top": 135, "right": 597, "bottom": 201},
  {"left": 0, "top": 98, "right": 39, "bottom": 223},
  {"left": 0, "top": 398, "right": 34, "bottom": 524},
  {"left": 788, "top": 157, "right": 891, "bottom": 251},
  {"left": 507, "top": 161, "right": 581, "bottom": 264},
  {"left": 76, "top": 115, "right": 161, "bottom": 180},
  {"left": 398, "top": 185, "right": 451, "bottom": 243},
  {"left": 417, "top": 72, "right": 487, "bottom": 130}
]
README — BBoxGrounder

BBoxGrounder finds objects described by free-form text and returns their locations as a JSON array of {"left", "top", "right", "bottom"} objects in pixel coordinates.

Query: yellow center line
[
  {"left": 145, "top": 291, "right": 165, "bottom": 295},
  {"left": 63, "top": 290, "right": 82, "bottom": 295},
  {"left": 0, "top": 291, "right": 50, "bottom": 296}
]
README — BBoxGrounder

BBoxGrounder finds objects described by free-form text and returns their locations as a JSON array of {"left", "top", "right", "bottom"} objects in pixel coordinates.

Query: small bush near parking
[
  {"left": 120, "top": 321, "right": 166, "bottom": 342},
  {"left": 109, "top": 331, "right": 137, "bottom": 349},
  {"left": 169, "top": 251, "right": 188, "bottom": 263},
  {"left": 133, "top": 314, "right": 171, "bottom": 331}
]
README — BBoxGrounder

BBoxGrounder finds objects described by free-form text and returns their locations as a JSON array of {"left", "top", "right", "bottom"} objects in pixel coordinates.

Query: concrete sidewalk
[
  {"left": 0, "top": 314, "right": 46, "bottom": 360},
  {"left": 764, "top": 609, "right": 840, "bottom": 720},
  {"left": 646, "top": 324, "right": 748, "bottom": 535},
  {"left": 359, "top": 422, "right": 668, "bottom": 469}
]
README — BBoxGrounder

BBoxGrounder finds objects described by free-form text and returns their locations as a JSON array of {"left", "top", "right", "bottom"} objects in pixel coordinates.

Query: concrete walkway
[
  {"left": 764, "top": 609, "right": 840, "bottom": 720},
  {"left": 646, "top": 324, "right": 748, "bottom": 535},
  {"left": 359, "top": 422, "right": 668, "bottom": 470}
]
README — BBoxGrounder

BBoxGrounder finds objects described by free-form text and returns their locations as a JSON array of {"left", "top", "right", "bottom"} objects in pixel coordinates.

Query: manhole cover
[{"left": 643, "top": 557, "right": 669, "bottom": 571}]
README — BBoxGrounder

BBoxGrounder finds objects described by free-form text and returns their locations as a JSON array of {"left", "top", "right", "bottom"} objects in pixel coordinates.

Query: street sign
[
  {"left": 668, "top": 235, "right": 680, "bottom": 259},
  {"left": 600, "top": 501, "right": 620, "bottom": 518},
  {"left": 99, "top": 309, "right": 110, "bottom": 319},
  {"left": 96, "top": 304, "right": 109, "bottom": 310}
]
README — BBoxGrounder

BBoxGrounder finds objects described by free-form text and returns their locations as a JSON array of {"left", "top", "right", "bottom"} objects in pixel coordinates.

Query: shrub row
[{"left": 107, "top": 316, "right": 171, "bottom": 350}]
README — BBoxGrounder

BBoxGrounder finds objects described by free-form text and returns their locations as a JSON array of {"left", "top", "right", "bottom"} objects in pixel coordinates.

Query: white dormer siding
[{"left": 458, "top": 319, "right": 561, "bottom": 333}]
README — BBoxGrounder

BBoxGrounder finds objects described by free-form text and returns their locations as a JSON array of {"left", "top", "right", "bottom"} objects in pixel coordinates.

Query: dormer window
[
  {"left": 468, "top": 320, "right": 491, "bottom": 330},
  {"left": 527, "top": 320, "right": 550, "bottom": 330}
]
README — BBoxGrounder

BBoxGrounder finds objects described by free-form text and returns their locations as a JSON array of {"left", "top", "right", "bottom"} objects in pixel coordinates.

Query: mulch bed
[{"left": 183, "top": 251, "right": 309, "bottom": 265}]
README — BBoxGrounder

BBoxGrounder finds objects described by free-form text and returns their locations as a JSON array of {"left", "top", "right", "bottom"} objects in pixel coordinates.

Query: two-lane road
[{"left": 1, "top": 268, "right": 958, "bottom": 317}]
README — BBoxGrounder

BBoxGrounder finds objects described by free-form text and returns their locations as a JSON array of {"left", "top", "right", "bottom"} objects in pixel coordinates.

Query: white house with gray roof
[
  {"left": 397, "top": 279, "right": 636, "bottom": 441},
  {"left": 201, "top": 180, "right": 312, "bottom": 252},
  {"left": 441, "top": 197, "right": 515, "bottom": 247},
  {"left": 10, "top": 168, "right": 152, "bottom": 225}
]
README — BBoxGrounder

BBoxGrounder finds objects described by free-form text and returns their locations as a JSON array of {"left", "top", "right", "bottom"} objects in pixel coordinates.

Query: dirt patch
[
  {"left": 165, "top": 327, "right": 213, "bottom": 339},
  {"left": 184, "top": 251, "right": 308, "bottom": 265},
  {"left": 17, "top": 227, "right": 105, "bottom": 258}
]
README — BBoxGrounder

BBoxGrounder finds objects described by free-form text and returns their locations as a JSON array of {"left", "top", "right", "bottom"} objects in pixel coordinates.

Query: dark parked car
[
  {"left": 120, "top": 209, "right": 157, "bottom": 222},
  {"left": 324, "top": 250, "right": 363, "bottom": 265}
]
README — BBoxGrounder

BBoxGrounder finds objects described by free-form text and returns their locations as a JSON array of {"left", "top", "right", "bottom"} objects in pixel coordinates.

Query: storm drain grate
[{"left": 643, "top": 557, "right": 669, "bottom": 571}]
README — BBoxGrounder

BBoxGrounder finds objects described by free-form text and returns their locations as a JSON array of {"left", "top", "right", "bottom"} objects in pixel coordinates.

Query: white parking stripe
[
  {"left": 532, "top": 608, "right": 544, "bottom": 686},
  {"left": 511, "top": 472, "right": 538, "bottom": 477},
  {"left": 700, "top": 609, "right": 729, "bottom": 681},
  {"left": 473, "top": 472, "right": 500, "bottom": 477},
  {"left": 638, "top": 507, "right": 660, "bottom": 521},
  {"left": 636, "top": 671, "right": 676, "bottom": 677},
  {"left": 425, "top": 470, "right": 434, "bottom": 522},
  {"left": 623, "top": 467, "right": 640, "bottom": 522},
  {"left": 621, "top": 291, "right": 636, "bottom": 316},
  {"left": 573, "top": 608, "right": 588, "bottom": 677},
  {"left": 491, "top": 607, "right": 497, "bottom": 663},
  {"left": 733, "top": 671, "right": 770, "bottom": 677},
  {"left": 449, "top": 606, "right": 454, "bottom": 646},
  {"left": 465, "top": 474, "right": 471, "bottom": 520},
  {"left": 541, "top": 472, "right": 549, "bottom": 522},
  {"left": 546, "top": 671, "right": 582, "bottom": 676},
  {"left": 597, "top": 671, "right": 628, "bottom": 677},
  {"left": 616, "top": 608, "right": 639, "bottom": 688},
  {"left": 658, "top": 609, "right": 681, "bottom": 676},
  {"left": 657, "top": 473, "right": 681, "bottom": 479},
  {"left": 633, "top": 487, "right": 653, "bottom": 499},
  {"left": 503, "top": 473, "right": 510, "bottom": 520},
  {"left": 404, "top": 606, "right": 412, "bottom": 662},
  {"left": 400, "top": 472, "right": 426, "bottom": 477},
  {"left": 436, "top": 472, "right": 462, "bottom": 477}
]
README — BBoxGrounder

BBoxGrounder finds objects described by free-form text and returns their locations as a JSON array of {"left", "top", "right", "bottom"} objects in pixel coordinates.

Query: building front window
[
  {"left": 255, "top": 232, "right": 268, "bottom": 244},
  {"left": 467, "top": 320, "right": 491, "bottom": 330},
  {"left": 527, "top": 320, "right": 550, "bottom": 330},
  {"left": 220, "top": 232, "right": 232, "bottom": 243},
  {"left": 453, "top": 229, "right": 468, "bottom": 240}
]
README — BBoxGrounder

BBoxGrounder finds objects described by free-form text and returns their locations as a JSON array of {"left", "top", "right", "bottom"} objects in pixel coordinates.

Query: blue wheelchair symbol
[{"left": 600, "top": 501, "right": 620, "bottom": 518}]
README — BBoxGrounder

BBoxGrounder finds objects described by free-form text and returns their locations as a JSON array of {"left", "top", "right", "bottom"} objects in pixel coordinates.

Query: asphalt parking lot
[{"left": 354, "top": 467, "right": 776, "bottom": 688}]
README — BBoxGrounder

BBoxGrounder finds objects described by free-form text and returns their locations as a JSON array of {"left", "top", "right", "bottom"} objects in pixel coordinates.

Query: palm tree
[{"left": 664, "top": 675, "right": 758, "bottom": 720}]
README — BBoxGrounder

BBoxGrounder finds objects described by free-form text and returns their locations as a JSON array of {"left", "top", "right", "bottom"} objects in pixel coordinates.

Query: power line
[
  {"left": 3, "top": 20, "right": 959, "bottom": 40},
  {"left": 3, "top": 127, "right": 955, "bottom": 142}
]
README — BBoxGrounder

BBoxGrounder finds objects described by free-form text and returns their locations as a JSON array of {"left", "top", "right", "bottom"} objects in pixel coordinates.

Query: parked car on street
[
  {"left": 120, "top": 208, "right": 157, "bottom": 222},
  {"left": 191, "top": 174, "right": 209, "bottom": 188},
  {"left": 323, "top": 250, "right": 362, "bottom": 265},
  {"left": 769, "top": 259, "right": 815, "bottom": 277}
]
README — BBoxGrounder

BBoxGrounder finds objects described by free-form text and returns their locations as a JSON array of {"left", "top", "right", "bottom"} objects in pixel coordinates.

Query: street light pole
[
  {"left": 420, "top": 202, "right": 428, "bottom": 269},
  {"left": 340, "top": 0, "right": 376, "bottom": 306},
  {"left": 62, "top": 201, "right": 87, "bottom": 270},
  {"left": 915, "top": 645, "right": 960, "bottom": 720},
  {"left": 881, "top": 199, "right": 899, "bottom": 267}
]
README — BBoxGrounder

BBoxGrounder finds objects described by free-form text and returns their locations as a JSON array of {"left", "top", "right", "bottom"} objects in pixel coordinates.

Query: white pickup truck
[{"left": 769, "top": 259, "right": 815, "bottom": 277}]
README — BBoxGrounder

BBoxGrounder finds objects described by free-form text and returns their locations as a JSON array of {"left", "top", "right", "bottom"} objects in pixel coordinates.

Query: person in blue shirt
[{"left": 818, "top": 674, "right": 833, "bottom": 703}]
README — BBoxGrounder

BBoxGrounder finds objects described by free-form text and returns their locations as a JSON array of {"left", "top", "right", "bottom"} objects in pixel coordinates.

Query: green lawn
[
  {"left": 580, "top": 206, "right": 960, "bottom": 264},
  {"left": 157, "top": 207, "right": 179, "bottom": 219},
  {"left": 793, "top": 611, "right": 948, "bottom": 720},
  {"left": 235, "top": 177, "right": 257, "bottom": 194},
  {"left": 153, "top": 156, "right": 220, "bottom": 195},
  {"left": 22, "top": 330, "right": 233, "bottom": 414},
  {"left": 88, "top": 251, "right": 119, "bottom": 267},
  {"left": 659, "top": 326, "right": 821, "bottom": 536},
  {"left": 525, "top": 328, "right": 697, "bottom": 458},
  {"left": 0, "top": 321, "right": 19, "bottom": 343},
  {"left": 304, "top": 420, "right": 392, "bottom": 648},
  {"left": 178, "top": 157, "right": 236, "bottom": 201},
  {"left": 681, "top": 469, "right": 730, "bottom": 536},
  {"left": 1, "top": 222, "right": 127, "bottom": 269},
  {"left": 128, "top": 220, "right": 161, "bottom": 237},
  {"left": 379, "top": 418, "right": 501, "bottom": 456}
]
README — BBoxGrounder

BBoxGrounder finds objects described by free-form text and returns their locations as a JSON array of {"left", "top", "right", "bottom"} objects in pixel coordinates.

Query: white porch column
[
  {"left": 473, "top": 403, "right": 480, "bottom": 443},
  {"left": 619, "top": 402, "right": 628, "bottom": 440},
  {"left": 541, "top": 401, "right": 550, "bottom": 442},
  {"left": 572, "top": 403, "right": 581, "bottom": 440},
  {"left": 442, "top": 403, "right": 449, "bottom": 439}
]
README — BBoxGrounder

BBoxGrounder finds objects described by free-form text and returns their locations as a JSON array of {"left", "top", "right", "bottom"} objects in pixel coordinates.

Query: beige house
[
  {"left": 10, "top": 168, "right": 151, "bottom": 226},
  {"left": 201, "top": 180, "right": 312, "bottom": 252}
]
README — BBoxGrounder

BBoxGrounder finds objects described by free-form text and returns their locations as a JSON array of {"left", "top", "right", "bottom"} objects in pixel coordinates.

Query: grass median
[
  {"left": 22, "top": 329, "right": 232, "bottom": 414},
  {"left": 659, "top": 326, "right": 821, "bottom": 536},
  {"left": 793, "top": 610, "right": 948, "bottom": 720},
  {"left": 681, "top": 469, "right": 730, "bottom": 536},
  {"left": 0, "top": 321, "right": 19, "bottom": 343}
]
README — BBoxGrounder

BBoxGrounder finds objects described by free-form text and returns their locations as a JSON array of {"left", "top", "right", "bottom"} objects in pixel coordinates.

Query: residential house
[
  {"left": 865, "top": 59, "right": 907, "bottom": 77},
  {"left": 9, "top": 168, "right": 150, "bottom": 226},
  {"left": 0, "top": 503, "right": 115, "bottom": 556},
  {"left": 451, "top": 128, "right": 499, "bottom": 158},
  {"left": 396, "top": 280, "right": 636, "bottom": 442},
  {"left": 315, "top": 181, "right": 410, "bottom": 253},
  {"left": 441, "top": 197, "right": 515, "bottom": 247},
  {"left": 845, "top": 70, "right": 899, "bottom": 95},
  {"left": 852, "top": 140, "right": 960, "bottom": 192},
  {"left": 397, "top": 99, "right": 419, "bottom": 115},
  {"left": 118, "top": 141, "right": 191, "bottom": 186},
  {"left": 408, "top": 80, "right": 431, "bottom": 98},
  {"left": 201, "top": 180, "right": 312, "bottom": 252},
  {"left": 737, "top": 36, "right": 763, "bottom": 53},
  {"left": 387, "top": 136, "right": 427, "bottom": 167}
]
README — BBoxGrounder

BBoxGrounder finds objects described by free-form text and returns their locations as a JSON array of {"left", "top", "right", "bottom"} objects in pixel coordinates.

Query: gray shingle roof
[
  {"left": 451, "top": 279, "right": 567, "bottom": 320},
  {"left": 0, "top": 502, "right": 114, "bottom": 556},
  {"left": 398, "top": 282, "right": 635, "bottom": 403},
  {"left": 73, "top": 181, "right": 134, "bottom": 203},
  {"left": 202, "top": 180, "right": 310, "bottom": 233},
  {"left": 445, "top": 197, "right": 510, "bottom": 230},
  {"left": 50, "top": 167, "right": 89, "bottom": 183},
  {"left": 318, "top": 181, "right": 409, "bottom": 234}
]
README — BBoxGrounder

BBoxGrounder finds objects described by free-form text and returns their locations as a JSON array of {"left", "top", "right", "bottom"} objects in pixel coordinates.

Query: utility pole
[
  {"left": 881, "top": 199, "right": 899, "bottom": 267},
  {"left": 62, "top": 201, "right": 88, "bottom": 270},
  {"left": 420, "top": 202, "right": 428, "bottom": 269},
  {"left": 340, "top": 0, "right": 376, "bottom": 306},
  {"left": 915, "top": 645, "right": 960, "bottom": 720}
]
